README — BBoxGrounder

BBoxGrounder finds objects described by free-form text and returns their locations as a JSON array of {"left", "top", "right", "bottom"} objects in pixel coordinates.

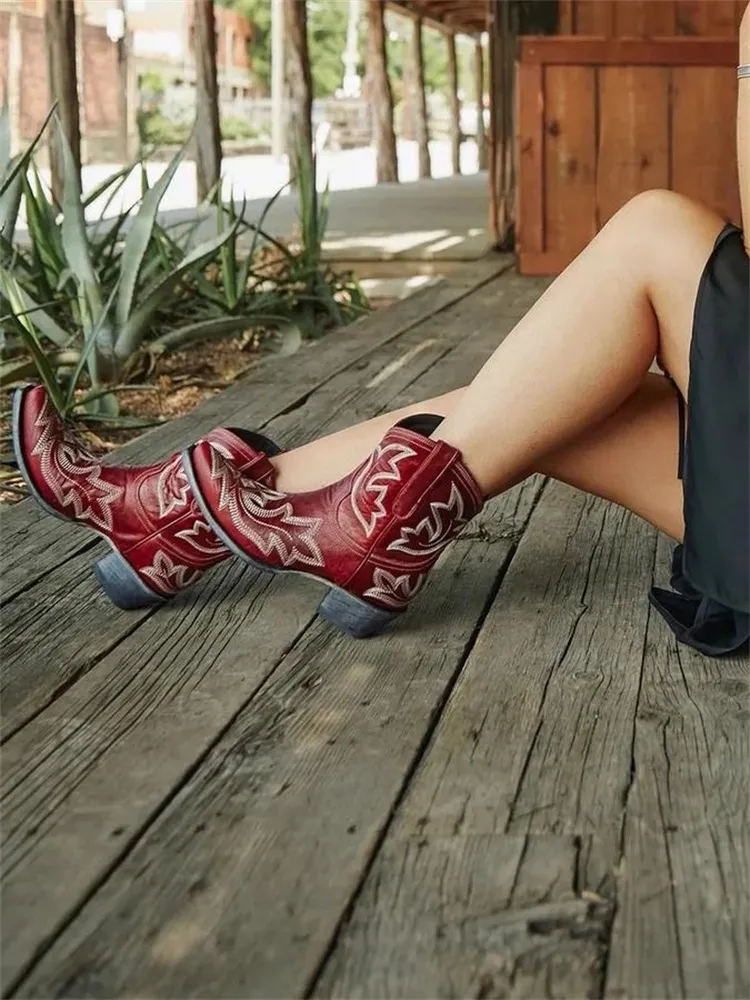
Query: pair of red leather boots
[{"left": 12, "top": 385, "right": 484, "bottom": 637}]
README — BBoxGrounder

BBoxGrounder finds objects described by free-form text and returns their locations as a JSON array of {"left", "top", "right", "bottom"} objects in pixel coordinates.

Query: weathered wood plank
[
  {"left": 0, "top": 260, "right": 509, "bottom": 607},
  {"left": 3, "top": 279, "right": 548, "bottom": 994},
  {"left": 0, "top": 270, "right": 530, "bottom": 742},
  {"left": 315, "top": 834, "right": 612, "bottom": 999},
  {"left": 306, "top": 483, "right": 655, "bottom": 997},
  {"left": 605, "top": 535, "right": 750, "bottom": 999},
  {"left": 9, "top": 479, "right": 544, "bottom": 999},
  {"left": 392, "top": 484, "right": 655, "bottom": 846}
]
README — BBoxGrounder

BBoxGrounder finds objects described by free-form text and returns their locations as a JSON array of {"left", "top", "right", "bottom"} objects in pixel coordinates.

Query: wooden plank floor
[{"left": 1, "top": 263, "right": 747, "bottom": 999}]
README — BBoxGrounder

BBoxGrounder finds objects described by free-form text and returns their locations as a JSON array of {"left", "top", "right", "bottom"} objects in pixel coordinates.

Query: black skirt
[{"left": 649, "top": 223, "right": 749, "bottom": 656}]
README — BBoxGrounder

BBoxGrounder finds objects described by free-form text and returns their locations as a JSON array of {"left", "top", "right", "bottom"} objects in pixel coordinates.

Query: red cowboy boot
[
  {"left": 184, "top": 416, "right": 484, "bottom": 637},
  {"left": 12, "top": 385, "right": 281, "bottom": 610}
]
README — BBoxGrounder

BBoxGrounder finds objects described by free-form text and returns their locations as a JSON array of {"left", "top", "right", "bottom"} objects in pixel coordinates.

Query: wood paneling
[
  {"left": 672, "top": 66, "right": 742, "bottom": 223},
  {"left": 516, "top": 38, "right": 740, "bottom": 275},
  {"left": 565, "top": 0, "right": 743, "bottom": 37},
  {"left": 596, "top": 66, "right": 670, "bottom": 224},
  {"left": 543, "top": 65, "right": 597, "bottom": 253}
]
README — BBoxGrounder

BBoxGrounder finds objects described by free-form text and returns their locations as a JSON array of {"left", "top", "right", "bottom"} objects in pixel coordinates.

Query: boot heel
[
  {"left": 93, "top": 551, "right": 166, "bottom": 611},
  {"left": 318, "top": 589, "right": 400, "bottom": 638}
]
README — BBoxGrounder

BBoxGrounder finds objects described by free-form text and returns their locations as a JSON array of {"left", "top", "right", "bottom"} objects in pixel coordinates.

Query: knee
[
  {"left": 601, "top": 189, "right": 724, "bottom": 259},
  {"left": 614, "top": 189, "right": 702, "bottom": 229}
]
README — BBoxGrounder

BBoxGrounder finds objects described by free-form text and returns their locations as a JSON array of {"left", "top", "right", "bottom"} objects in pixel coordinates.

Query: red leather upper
[
  {"left": 16, "top": 386, "right": 276, "bottom": 597},
  {"left": 189, "top": 425, "right": 484, "bottom": 611}
]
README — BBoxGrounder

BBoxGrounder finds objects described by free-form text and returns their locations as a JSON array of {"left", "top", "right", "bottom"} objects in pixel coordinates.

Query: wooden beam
[
  {"left": 474, "top": 34, "right": 486, "bottom": 171},
  {"left": 283, "top": 0, "right": 313, "bottom": 175},
  {"left": 411, "top": 16, "right": 430, "bottom": 178},
  {"left": 447, "top": 31, "right": 460, "bottom": 175},
  {"left": 44, "top": 0, "right": 82, "bottom": 202},
  {"left": 367, "top": 0, "right": 398, "bottom": 184},
  {"left": 519, "top": 37, "right": 737, "bottom": 66},
  {"left": 194, "top": 0, "right": 222, "bottom": 202},
  {"left": 487, "top": 0, "right": 515, "bottom": 248}
]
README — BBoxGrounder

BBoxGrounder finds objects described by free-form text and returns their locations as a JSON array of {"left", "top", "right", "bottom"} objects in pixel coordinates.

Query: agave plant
[
  {"left": 0, "top": 102, "right": 370, "bottom": 426},
  {"left": 0, "top": 115, "right": 282, "bottom": 415}
]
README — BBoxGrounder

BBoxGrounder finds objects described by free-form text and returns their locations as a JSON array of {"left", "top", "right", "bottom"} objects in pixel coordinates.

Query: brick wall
[
  {"left": 0, "top": 9, "right": 119, "bottom": 155},
  {"left": 19, "top": 13, "right": 48, "bottom": 139},
  {"left": 81, "top": 21, "right": 118, "bottom": 133}
]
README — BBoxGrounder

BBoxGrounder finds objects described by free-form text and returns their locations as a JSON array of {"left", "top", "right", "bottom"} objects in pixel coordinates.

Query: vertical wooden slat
[
  {"left": 614, "top": 1, "right": 676, "bottom": 37},
  {"left": 575, "top": 0, "right": 615, "bottom": 35},
  {"left": 559, "top": 0, "right": 575, "bottom": 33},
  {"left": 672, "top": 66, "right": 741, "bottom": 223},
  {"left": 543, "top": 65, "right": 597, "bottom": 255},
  {"left": 596, "top": 66, "right": 669, "bottom": 224},
  {"left": 516, "top": 61, "right": 544, "bottom": 258},
  {"left": 736, "top": 1, "right": 747, "bottom": 31},
  {"left": 411, "top": 17, "right": 430, "bottom": 179},
  {"left": 675, "top": 0, "right": 739, "bottom": 35}
]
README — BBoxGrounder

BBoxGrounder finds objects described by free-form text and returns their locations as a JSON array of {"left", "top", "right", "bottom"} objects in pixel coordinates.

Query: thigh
[{"left": 537, "top": 373, "right": 683, "bottom": 540}]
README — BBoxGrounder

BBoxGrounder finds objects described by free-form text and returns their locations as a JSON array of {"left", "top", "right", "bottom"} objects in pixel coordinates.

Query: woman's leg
[
  {"left": 537, "top": 372, "right": 683, "bottom": 541},
  {"left": 271, "top": 190, "right": 721, "bottom": 502},
  {"left": 432, "top": 190, "right": 720, "bottom": 494},
  {"left": 271, "top": 375, "right": 683, "bottom": 538}
]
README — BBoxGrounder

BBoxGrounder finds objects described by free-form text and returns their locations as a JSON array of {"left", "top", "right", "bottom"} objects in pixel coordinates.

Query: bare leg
[
  {"left": 432, "top": 190, "right": 722, "bottom": 493},
  {"left": 271, "top": 191, "right": 718, "bottom": 518},
  {"left": 537, "top": 372, "right": 682, "bottom": 541}
]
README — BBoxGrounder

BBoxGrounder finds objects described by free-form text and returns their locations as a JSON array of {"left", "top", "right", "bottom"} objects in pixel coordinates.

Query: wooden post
[
  {"left": 115, "top": 0, "right": 136, "bottom": 162},
  {"left": 411, "top": 17, "right": 430, "bottom": 179},
  {"left": 283, "top": 0, "right": 313, "bottom": 175},
  {"left": 474, "top": 34, "right": 487, "bottom": 172},
  {"left": 194, "top": 0, "right": 222, "bottom": 202},
  {"left": 366, "top": 0, "right": 398, "bottom": 184},
  {"left": 487, "top": 0, "right": 515, "bottom": 248},
  {"left": 44, "top": 0, "right": 82, "bottom": 201},
  {"left": 447, "top": 31, "right": 460, "bottom": 175}
]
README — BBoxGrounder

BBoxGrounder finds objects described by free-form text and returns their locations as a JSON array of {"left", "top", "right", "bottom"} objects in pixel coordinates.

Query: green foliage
[
  {"left": 216, "top": 0, "right": 362, "bottom": 98},
  {"left": 220, "top": 115, "right": 260, "bottom": 142},
  {"left": 217, "top": 0, "right": 271, "bottom": 91},
  {"left": 138, "top": 110, "right": 191, "bottom": 148},
  {"left": 0, "top": 109, "right": 370, "bottom": 422}
]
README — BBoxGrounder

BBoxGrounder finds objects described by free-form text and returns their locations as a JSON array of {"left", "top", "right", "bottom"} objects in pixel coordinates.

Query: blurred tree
[{"left": 218, "top": 0, "right": 355, "bottom": 97}]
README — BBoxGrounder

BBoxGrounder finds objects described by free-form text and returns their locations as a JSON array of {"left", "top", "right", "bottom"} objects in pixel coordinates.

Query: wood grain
[
  {"left": 313, "top": 483, "right": 657, "bottom": 996},
  {"left": 605, "top": 536, "right": 750, "bottom": 999},
  {"left": 515, "top": 61, "right": 544, "bottom": 256},
  {"left": 0, "top": 260, "right": 509, "bottom": 607},
  {"left": 10, "top": 482, "right": 545, "bottom": 999},
  {"left": 614, "top": 0, "right": 677, "bottom": 37},
  {"left": 3, "top": 277, "right": 549, "bottom": 995},
  {"left": 519, "top": 37, "right": 736, "bottom": 65},
  {"left": 543, "top": 65, "right": 597, "bottom": 255},
  {"left": 315, "top": 835, "right": 612, "bottom": 999},
  {"left": 391, "top": 483, "right": 656, "bottom": 848},
  {"left": 575, "top": 0, "right": 615, "bottom": 35},
  {"left": 596, "top": 66, "right": 670, "bottom": 225},
  {"left": 0, "top": 267, "right": 517, "bottom": 742},
  {"left": 675, "top": 0, "right": 741, "bottom": 35},
  {"left": 672, "top": 66, "right": 742, "bottom": 225}
]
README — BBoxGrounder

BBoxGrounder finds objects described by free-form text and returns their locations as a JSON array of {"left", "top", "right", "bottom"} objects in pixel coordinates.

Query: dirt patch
[{"left": 0, "top": 333, "right": 262, "bottom": 504}]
